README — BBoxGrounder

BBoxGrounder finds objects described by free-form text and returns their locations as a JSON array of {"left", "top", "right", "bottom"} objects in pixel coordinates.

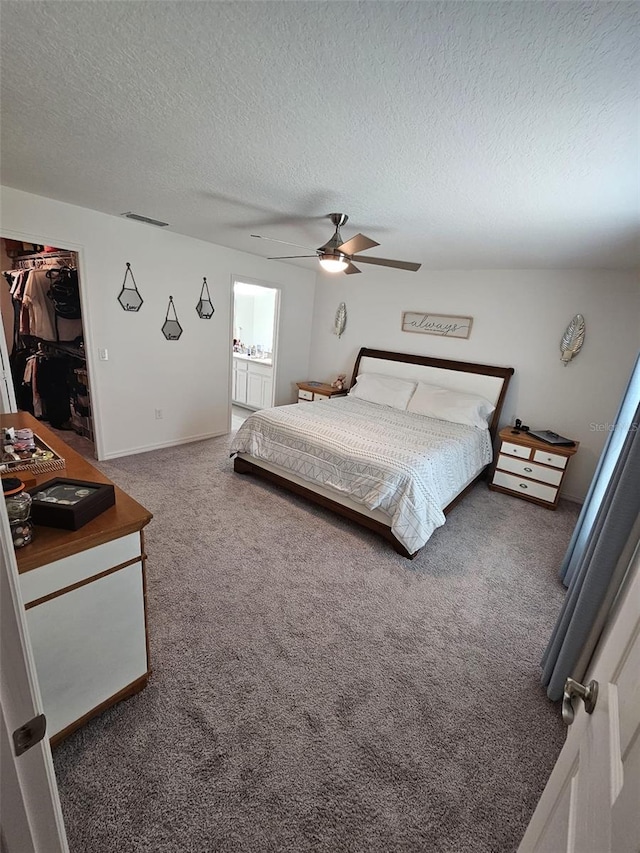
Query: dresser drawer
[
  {"left": 26, "top": 561, "right": 148, "bottom": 738},
  {"left": 20, "top": 533, "right": 142, "bottom": 605},
  {"left": 493, "top": 470, "right": 558, "bottom": 504},
  {"left": 298, "top": 389, "right": 313, "bottom": 401},
  {"left": 500, "top": 440, "right": 532, "bottom": 460},
  {"left": 533, "top": 449, "right": 568, "bottom": 469},
  {"left": 496, "top": 454, "right": 564, "bottom": 486}
]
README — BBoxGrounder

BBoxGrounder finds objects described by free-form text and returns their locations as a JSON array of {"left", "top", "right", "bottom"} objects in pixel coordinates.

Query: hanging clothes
[
  {"left": 36, "top": 355, "right": 72, "bottom": 428},
  {"left": 3, "top": 249, "right": 89, "bottom": 438},
  {"left": 10, "top": 347, "right": 34, "bottom": 414},
  {"left": 4, "top": 261, "right": 82, "bottom": 343},
  {"left": 23, "top": 355, "right": 43, "bottom": 418},
  {"left": 21, "top": 268, "right": 58, "bottom": 340},
  {"left": 45, "top": 267, "right": 83, "bottom": 342}
]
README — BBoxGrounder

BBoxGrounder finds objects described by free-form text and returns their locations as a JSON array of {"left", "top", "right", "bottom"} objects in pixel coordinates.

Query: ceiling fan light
[{"left": 319, "top": 254, "right": 348, "bottom": 273}]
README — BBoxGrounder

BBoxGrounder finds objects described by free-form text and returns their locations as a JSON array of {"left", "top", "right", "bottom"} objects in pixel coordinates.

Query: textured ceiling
[{"left": 1, "top": 1, "right": 638, "bottom": 269}]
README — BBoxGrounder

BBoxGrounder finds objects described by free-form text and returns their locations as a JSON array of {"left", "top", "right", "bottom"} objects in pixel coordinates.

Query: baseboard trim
[
  {"left": 561, "top": 492, "right": 584, "bottom": 505},
  {"left": 50, "top": 672, "right": 150, "bottom": 747},
  {"left": 101, "top": 430, "right": 227, "bottom": 461}
]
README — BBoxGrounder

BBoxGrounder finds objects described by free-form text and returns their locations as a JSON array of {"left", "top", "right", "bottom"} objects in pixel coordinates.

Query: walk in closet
[{"left": 1, "top": 238, "right": 95, "bottom": 451}]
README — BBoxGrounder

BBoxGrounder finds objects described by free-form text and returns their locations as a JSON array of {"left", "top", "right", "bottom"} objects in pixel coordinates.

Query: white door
[
  {"left": 0, "top": 314, "right": 17, "bottom": 414},
  {"left": 234, "top": 363, "right": 248, "bottom": 405},
  {"left": 519, "top": 544, "right": 640, "bottom": 853},
  {"left": 246, "top": 370, "right": 264, "bottom": 408},
  {"left": 0, "top": 503, "right": 69, "bottom": 852},
  {"left": 262, "top": 375, "right": 273, "bottom": 409}
]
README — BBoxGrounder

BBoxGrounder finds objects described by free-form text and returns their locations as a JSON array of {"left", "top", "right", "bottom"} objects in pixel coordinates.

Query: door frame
[
  {"left": 0, "top": 229, "right": 104, "bottom": 459},
  {"left": 229, "top": 274, "right": 281, "bottom": 419},
  {"left": 0, "top": 306, "right": 18, "bottom": 413}
]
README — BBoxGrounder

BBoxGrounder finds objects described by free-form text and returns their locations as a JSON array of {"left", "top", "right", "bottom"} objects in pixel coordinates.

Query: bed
[{"left": 232, "top": 348, "right": 514, "bottom": 557}]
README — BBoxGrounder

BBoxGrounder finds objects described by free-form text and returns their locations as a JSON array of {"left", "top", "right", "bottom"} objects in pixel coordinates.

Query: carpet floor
[{"left": 52, "top": 432, "right": 579, "bottom": 853}]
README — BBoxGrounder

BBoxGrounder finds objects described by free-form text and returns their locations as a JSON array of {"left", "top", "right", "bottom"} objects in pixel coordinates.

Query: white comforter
[{"left": 231, "top": 397, "right": 492, "bottom": 554}]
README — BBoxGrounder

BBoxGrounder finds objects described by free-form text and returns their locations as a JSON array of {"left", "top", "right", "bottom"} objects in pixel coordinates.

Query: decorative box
[{"left": 28, "top": 478, "right": 116, "bottom": 530}]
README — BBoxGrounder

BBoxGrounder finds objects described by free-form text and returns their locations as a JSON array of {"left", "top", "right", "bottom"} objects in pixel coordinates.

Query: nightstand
[
  {"left": 489, "top": 427, "right": 579, "bottom": 509},
  {"left": 296, "top": 382, "right": 348, "bottom": 402}
]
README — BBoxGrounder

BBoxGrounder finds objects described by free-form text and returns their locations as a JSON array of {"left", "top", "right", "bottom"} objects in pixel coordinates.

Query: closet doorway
[
  {"left": 231, "top": 278, "right": 279, "bottom": 415},
  {"left": 1, "top": 237, "right": 96, "bottom": 457}
]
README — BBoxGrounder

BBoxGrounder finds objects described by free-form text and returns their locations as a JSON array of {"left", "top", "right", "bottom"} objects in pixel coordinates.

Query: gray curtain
[{"left": 541, "top": 353, "right": 640, "bottom": 701}]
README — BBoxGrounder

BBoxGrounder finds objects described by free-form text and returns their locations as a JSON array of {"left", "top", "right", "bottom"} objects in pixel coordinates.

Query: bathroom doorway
[{"left": 231, "top": 278, "right": 279, "bottom": 413}]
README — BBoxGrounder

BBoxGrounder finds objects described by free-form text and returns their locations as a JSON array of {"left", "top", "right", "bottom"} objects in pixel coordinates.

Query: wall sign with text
[{"left": 401, "top": 312, "right": 473, "bottom": 339}]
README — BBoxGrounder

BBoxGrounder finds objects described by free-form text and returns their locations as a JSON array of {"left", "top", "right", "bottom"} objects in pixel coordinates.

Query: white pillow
[
  {"left": 348, "top": 372, "right": 417, "bottom": 410},
  {"left": 406, "top": 382, "right": 495, "bottom": 429}
]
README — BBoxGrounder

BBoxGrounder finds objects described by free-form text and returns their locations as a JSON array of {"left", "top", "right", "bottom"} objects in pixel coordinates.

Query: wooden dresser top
[
  {"left": 2, "top": 413, "right": 152, "bottom": 573},
  {"left": 498, "top": 426, "right": 579, "bottom": 456}
]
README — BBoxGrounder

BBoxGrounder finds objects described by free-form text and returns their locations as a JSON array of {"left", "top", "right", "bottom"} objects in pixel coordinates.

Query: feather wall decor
[
  {"left": 560, "top": 314, "right": 585, "bottom": 365},
  {"left": 334, "top": 302, "right": 347, "bottom": 338}
]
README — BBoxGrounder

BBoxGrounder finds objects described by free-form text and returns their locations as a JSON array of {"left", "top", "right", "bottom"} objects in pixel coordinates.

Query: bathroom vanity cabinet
[{"left": 232, "top": 354, "right": 273, "bottom": 409}]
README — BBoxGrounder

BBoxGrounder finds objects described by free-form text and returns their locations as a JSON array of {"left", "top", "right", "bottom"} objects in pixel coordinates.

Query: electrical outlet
[
  {"left": 155, "top": 409, "right": 163, "bottom": 420},
  {"left": 98, "top": 348, "right": 109, "bottom": 361}
]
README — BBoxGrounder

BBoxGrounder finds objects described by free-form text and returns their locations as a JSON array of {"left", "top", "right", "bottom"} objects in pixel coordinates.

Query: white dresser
[
  {"left": 3, "top": 412, "right": 153, "bottom": 746},
  {"left": 489, "top": 427, "right": 579, "bottom": 509},
  {"left": 296, "top": 381, "right": 348, "bottom": 402}
]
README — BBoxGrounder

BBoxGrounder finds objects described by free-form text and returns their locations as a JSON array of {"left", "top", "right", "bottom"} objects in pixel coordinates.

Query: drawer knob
[
  {"left": 524, "top": 467, "right": 532, "bottom": 473},
  {"left": 519, "top": 483, "right": 528, "bottom": 489}
]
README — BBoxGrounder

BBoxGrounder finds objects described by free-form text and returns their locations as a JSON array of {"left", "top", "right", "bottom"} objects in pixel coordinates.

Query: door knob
[{"left": 562, "top": 677, "right": 598, "bottom": 725}]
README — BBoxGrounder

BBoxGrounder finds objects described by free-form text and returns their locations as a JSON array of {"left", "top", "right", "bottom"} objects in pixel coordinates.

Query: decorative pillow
[
  {"left": 406, "top": 382, "right": 495, "bottom": 429},
  {"left": 348, "top": 373, "right": 417, "bottom": 410}
]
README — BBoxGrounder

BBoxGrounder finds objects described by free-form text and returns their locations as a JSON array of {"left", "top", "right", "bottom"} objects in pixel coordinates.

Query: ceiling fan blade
[
  {"left": 251, "top": 234, "right": 317, "bottom": 251},
  {"left": 344, "top": 263, "right": 361, "bottom": 275},
  {"left": 337, "top": 233, "right": 380, "bottom": 256},
  {"left": 352, "top": 255, "right": 422, "bottom": 272},
  {"left": 267, "top": 255, "right": 319, "bottom": 260}
]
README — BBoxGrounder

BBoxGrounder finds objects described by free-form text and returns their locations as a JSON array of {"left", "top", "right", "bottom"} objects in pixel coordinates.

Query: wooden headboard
[{"left": 349, "top": 348, "right": 515, "bottom": 439}]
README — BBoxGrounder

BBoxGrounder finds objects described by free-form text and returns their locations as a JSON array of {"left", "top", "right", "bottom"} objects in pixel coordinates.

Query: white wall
[
  {"left": 233, "top": 284, "right": 276, "bottom": 352},
  {"left": 233, "top": 291, "right": 254, "bottom": 344},
  {"left": 308, "top": 268, "right": 640, "bottom": 501},
  {"left": 0, "top": 186, "right": 316, "bottom": 459},
  {"left": 252, "top": 287, "right": 277, "bottom": 351}
]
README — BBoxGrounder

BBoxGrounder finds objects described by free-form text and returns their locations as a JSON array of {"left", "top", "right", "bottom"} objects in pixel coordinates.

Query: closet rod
[
  {"left": 6, "top": 252, "right": 77, "bottom": 271},
  {"left": 9, "top": 250, "right": 75, "bottom": 259},
  {"left": 36, "top": 341, "right": 86, "bottom": 361}
]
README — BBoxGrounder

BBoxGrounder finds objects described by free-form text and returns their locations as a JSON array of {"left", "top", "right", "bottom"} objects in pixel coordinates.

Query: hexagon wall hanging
[
  {"left": 162, "top": 296, "right": 183, "bottom": 340},
  {"left": 196, "top": 277, "right": 215, "bottom": 319},
  {"left": 117, "top": 262, "right": 143, "bottom": 312}
]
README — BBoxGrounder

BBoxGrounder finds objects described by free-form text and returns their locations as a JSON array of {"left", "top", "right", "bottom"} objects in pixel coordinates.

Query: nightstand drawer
[
  {"left": 501, "top": 440, "right": 532, "bottom": 460},
  {"left": 496, "top": 454, "right": 564, "bottom": 486},
  {"left": 298, "top": 389, "right": 313, "bottom": 401},
  {"left": 315, "top": 393, "right": 330, "bottom": 401},
  {"left": 493, "top": 470, "right": 558, "bottom": 504},
  {"left": 533, "top": 449, "right": 568, "bottom": 469}
]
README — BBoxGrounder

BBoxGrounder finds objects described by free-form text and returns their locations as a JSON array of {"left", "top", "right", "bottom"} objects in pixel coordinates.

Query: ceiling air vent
[{"left": 121, "top": 212, "right": 169, "bottom": 227}]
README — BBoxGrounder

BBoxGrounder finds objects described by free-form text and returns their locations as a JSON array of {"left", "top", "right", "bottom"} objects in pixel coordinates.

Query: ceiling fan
[{"left": 251, "top": 213, "right": 421, "bottom": 274}]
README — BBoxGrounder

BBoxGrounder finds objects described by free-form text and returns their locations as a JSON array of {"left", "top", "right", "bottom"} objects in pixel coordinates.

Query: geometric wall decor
[
  {"left": 117, "top": 262, "right": 143, "bottom": 312},
  {"left": 162, "top": 296, "right": 183, "bottom": 340},
  {"left": 196, "top": 277, "right": 215, "bottom": 319}
]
